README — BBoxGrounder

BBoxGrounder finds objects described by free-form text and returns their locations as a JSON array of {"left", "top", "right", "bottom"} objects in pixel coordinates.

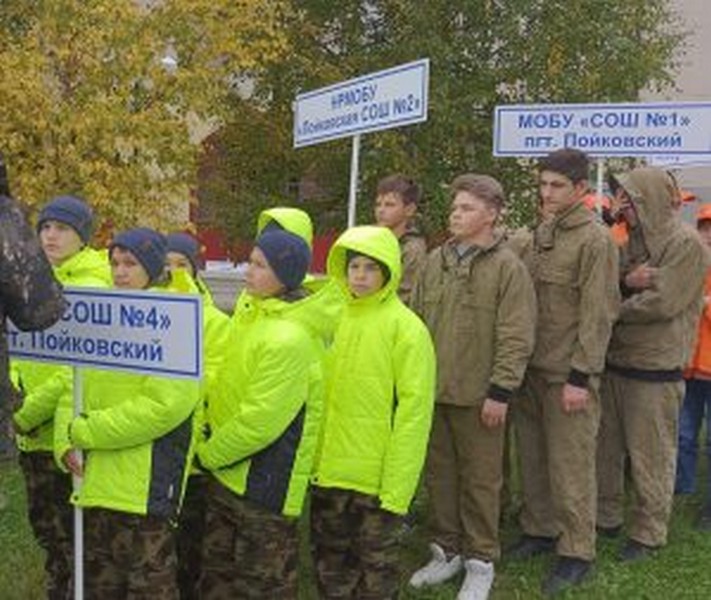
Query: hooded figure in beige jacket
[{"left": 597, "top": 167, "right": 707, "bottom": 561}]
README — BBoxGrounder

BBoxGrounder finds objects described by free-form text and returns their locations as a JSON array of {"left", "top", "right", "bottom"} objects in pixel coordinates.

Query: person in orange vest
[{"left": 675, "top": 203, "right": 711, "bottom": 530}]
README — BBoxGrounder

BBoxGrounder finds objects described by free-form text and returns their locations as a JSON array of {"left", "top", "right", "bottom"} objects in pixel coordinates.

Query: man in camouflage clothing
[{"left": 0, "top": 185, "right": 65, "bottom": 510}]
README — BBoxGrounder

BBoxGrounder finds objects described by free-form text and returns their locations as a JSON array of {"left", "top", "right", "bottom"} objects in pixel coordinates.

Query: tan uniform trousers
[
  {"left": 425, "top": 402, "right": 505, "bottom": 561},
  {"left": 596, "top": 372, "right": 683, "bottom": 547},
  {"left": 514, "top": 369, "right": 601, "bottom": 561}
]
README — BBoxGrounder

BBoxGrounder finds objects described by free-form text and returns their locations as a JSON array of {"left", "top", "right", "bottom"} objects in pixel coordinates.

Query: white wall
[{"left": 643, "top": 0, "right": 711, "bottom": 200}]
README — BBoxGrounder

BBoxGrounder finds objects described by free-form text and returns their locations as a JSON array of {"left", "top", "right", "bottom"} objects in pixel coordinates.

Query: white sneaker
[
  {"left": 409, "top": 542, "right": 463, "bottom": 588},
  {"left": 457, "top": 558, "right": 494, "bottom": 600}
]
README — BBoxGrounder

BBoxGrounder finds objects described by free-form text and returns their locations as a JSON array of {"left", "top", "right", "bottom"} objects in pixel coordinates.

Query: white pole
[
  {"left": 347, "top": 134, "right": 361, "bottom": 228},
  {"left": 596, "top": 158, "right": 605, "bottom": 213},
  {"left": 73, "top": 367, "right": 83, "bottom": 600}
]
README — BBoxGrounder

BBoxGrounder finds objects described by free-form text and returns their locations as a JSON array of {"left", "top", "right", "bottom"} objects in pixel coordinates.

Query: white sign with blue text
[
  {"left": 293, "top": 58, "right": 429, "bottom": 148},
  {"left": 494, "top": 102, "right": 711, "bottom": 158},
  {"left": 8, "top": 287, "right": 203, "bottom": 380}
]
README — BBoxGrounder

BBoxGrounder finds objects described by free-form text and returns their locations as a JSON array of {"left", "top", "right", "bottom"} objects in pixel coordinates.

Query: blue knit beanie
[
  {"left": 166, "top": 232, "right": 201, "bottom": 273},
  {"left": 37, "top": 195, "right": 93, "bottom": 243},
  {"left": 255, "top": 230, "right": 311, "bottom": 291},
  {"left": 110, "top": 228, "right": 167, "bottom": 284}
]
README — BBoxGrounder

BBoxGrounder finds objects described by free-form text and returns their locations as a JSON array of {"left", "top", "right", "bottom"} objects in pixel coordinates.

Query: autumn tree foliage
[
  {"left": 200, "top": 0, "right": 684, "bottom": 238},
  {"left": 0, "top": 0, "right": 290, "bottom": 232}
]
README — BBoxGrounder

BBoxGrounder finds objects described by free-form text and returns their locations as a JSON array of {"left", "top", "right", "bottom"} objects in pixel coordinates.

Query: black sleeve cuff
[
  {"left": 487, "top": 384, "right": 513, "bottom": 404},
  {"left": 567, "top": 369, "right": 590, "bottom": 388}
]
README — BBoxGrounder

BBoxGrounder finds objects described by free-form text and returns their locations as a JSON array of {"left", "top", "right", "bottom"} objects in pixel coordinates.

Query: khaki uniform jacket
[
  {"left": 412, "top": 234, "right": 536, "bottom": 405},
  {"left": 525, "top": 201, "right": 620, "bottom": 383},
  {"left": 607, "top": 168, "right": 707, "bottom": 372},
  {"left": 398, "top": 229, "right": 427, "bottom": 306}
]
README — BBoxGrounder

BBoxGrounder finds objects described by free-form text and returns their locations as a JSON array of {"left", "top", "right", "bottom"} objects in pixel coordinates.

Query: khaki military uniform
[
  {"left": 597, "top": 168, "right": 707, "bottom": 547},
  {"left": 412, "top": 235, "right": 536, "bottom": 560},
  {"left": 515, "top": 201, "right": 619, "bottom": 561},
  {"left": 397, "top": 229, "right": 427, "bottom": 306}
]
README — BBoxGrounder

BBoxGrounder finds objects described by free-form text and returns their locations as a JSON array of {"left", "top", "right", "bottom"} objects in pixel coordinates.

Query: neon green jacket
[
  {"left": 198, "top": 284, "right": 331, "bottom": 517},
  {"left": 168, "top": 268, "right": 230, "bottom": 474},
  {"left": 13, "top": 247, "right": 112, "bottom": 452},
  {"left": 53, "top": 284, "right": 200, "bottom": 520},
  {"left": 312, "top": 226, "right": 436, "bottom": 515},
  {"left": 232, "top": 205, "right": 345, "bottom": 342}
]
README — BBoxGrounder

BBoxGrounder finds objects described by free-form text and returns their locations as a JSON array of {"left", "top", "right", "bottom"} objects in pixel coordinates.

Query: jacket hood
[
  {"left": 327, "top": 226, "right": 401, "bottom": 303},
  {"left": 257, "top": 208, "right": 313, "bottom": 248},
  {"left": 614, "top": 167, "right": 677, "bottom": 259},
  {"left": 55, "top": 246, "right": 112, "bottom": 286}
]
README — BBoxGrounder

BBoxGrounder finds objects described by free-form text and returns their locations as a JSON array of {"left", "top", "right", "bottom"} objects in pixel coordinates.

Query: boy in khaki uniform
[
  {"left": 374, "top": 174, "right": 427, "bottom": 306},
  {"left": 409, "top": 174, "right": 536, "bottom": 600},
  {"left": 597, "top": 167, "right": 707, "bottom": 559},
  {"left": 509, "top": 149, "right": 620, "bottom": 596}
]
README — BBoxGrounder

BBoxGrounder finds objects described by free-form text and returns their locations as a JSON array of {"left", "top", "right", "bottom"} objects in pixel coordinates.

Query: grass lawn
[{"left": 3, "top": 458, "right": 711, "bottom": 599}]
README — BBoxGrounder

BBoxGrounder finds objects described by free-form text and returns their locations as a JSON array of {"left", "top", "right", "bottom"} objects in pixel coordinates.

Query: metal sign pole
[
  {"left": 347, "top": 134, "right": 361, "bottom": 228},
  {"left": 73, "top": 367, "right": 84, "bottom": 600}
]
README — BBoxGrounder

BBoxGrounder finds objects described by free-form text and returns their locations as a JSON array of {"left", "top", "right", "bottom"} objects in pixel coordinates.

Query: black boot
[
  {"left": 542, "top": 556, "right": 593, "bottom": 596},
  {"left": 619, "top": 538, "right": 658, "bottom": 562},
  {"left": 506, "top": 535, "right": 556, "bottom": 560}
]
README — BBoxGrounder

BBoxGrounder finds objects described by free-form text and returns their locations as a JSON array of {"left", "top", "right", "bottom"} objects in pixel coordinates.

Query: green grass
[
  {"left": 3, "top": 459, "right": 711, "bottom": 599},
  {"left": 0, "top": 460, "right": 46, "bottom": 600}
]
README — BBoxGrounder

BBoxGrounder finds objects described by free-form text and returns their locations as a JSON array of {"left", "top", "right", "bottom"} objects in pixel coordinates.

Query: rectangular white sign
[
  {"left": 8, "top": 287, "right": 203, "bottom": 380},
  {"left": 293, "top": 58, "right": 429, "bottom": 148},
  {"left": 647, "top": 154, "right": 711, "bottom": 169},
  {"left": 494, "top": 102, "right": 711, "bottom": 157}
]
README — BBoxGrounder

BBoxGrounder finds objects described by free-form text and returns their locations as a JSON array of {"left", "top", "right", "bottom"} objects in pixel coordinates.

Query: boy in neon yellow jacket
[
  {"left": 310, "top": 225, "right": 436, "bottom": 600},
  {"left": 165, "top": 231, "right": 229, "bottom": 599},
  {"left": 198, "top": 230, "right": 325, "bottom": 599},
  {"left": 12, "top": 195, "right": 110, "bottom": 600},
  {"left": 54, "top": 228, "right": 200, "bottom": 598}
]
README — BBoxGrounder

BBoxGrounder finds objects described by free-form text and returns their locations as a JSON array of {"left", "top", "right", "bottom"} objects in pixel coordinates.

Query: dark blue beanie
[
  {"left": 166, "top": 232, "right": 201, "bottom": 273},
  {"left": 37, "top": 195, "right": 93, "bottom": 243},
  {"left": 255, "top": 230, "right": 311, "bottom": 291},
  {"left": 110, "top": 228, "right": 167, "bottom": 284}
]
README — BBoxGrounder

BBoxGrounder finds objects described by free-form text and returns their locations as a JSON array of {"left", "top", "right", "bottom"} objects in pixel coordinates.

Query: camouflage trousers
[
  {"left": 310, "top": 486, "right": 402, "bottom": 600},
  {"left": 176, "top": 475, "right": 208, "bottom": 600},
  {"left": 200, "top": 479, "right": 299, "bottom": 600},
  {"left": 18, "top": 451, "right": 74, "bottom": 600},
  {"left": 84, "top": 508, "right": 178, "bottom": 600}
]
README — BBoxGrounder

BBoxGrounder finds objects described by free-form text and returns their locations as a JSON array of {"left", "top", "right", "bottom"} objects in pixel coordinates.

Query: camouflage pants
[
  {"left": 200, "top": 479, "right": 299, "bottom": 600},
  {"left": 18, "top": 451, "right": 74, "bottom": 600},
  {"left": 176, "top": 475, "right": 208, "bottom": 600},
  {"left": 310, "top": 487, "right": 402, "bottom": 600},
  {"left": 84, "top": 508, "right": 178, "bottom": 600}
]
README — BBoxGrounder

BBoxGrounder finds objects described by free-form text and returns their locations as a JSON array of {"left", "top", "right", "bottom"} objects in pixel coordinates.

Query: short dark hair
[
  {"left": 376, "top": 174, "right": 421, "bottom": 206},
  {"left": 537, "top": 148, "right": 590, "bottom": 184},
  {"left": 450, "top": 174, "right": 505, "bottom": 213}
]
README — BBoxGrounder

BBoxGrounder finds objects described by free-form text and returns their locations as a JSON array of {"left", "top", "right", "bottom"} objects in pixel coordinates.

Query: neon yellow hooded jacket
[
  {"left": 13, "top": 247, "right": 112, "bottom": 452},
  {"left": 198, "top": 284, "right": 331, "bottom": 517},
  {"left": 312, "top": 226, "right": 436, "bottom": 515},
  {"left": 53, "top": 283, "right": 200, "bottom": 519}
]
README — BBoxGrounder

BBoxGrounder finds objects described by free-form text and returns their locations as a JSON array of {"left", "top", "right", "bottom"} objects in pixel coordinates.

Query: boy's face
[
  {"left": 245, "top": 247, "right": 284, "bottom": 298},
  {"left": 538, "top": 170, "right": 587, "bottom": 217},
  {"left": 40, "top": 220, "right": 83, "bottom": 266},
  {"left": 448, "top": 191, "right": 496, "bottom": 243},
  {"left": 374, "top": 193, "right": 416, "bottom": 234},
  {"left": 111, "top": 247, "right": 150, "bottom": 289},
  {"left": 612, "top": 188, "right": 639, "bottom": 228},
  {"left": 698, "top": 220, "right": 711, "bottom": 248},
  {"left": 165, "top": 251, "right": 196, "bottom": 278},
  {"left": 347, "top": 255, "right": 385, "bottom": 298}
]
